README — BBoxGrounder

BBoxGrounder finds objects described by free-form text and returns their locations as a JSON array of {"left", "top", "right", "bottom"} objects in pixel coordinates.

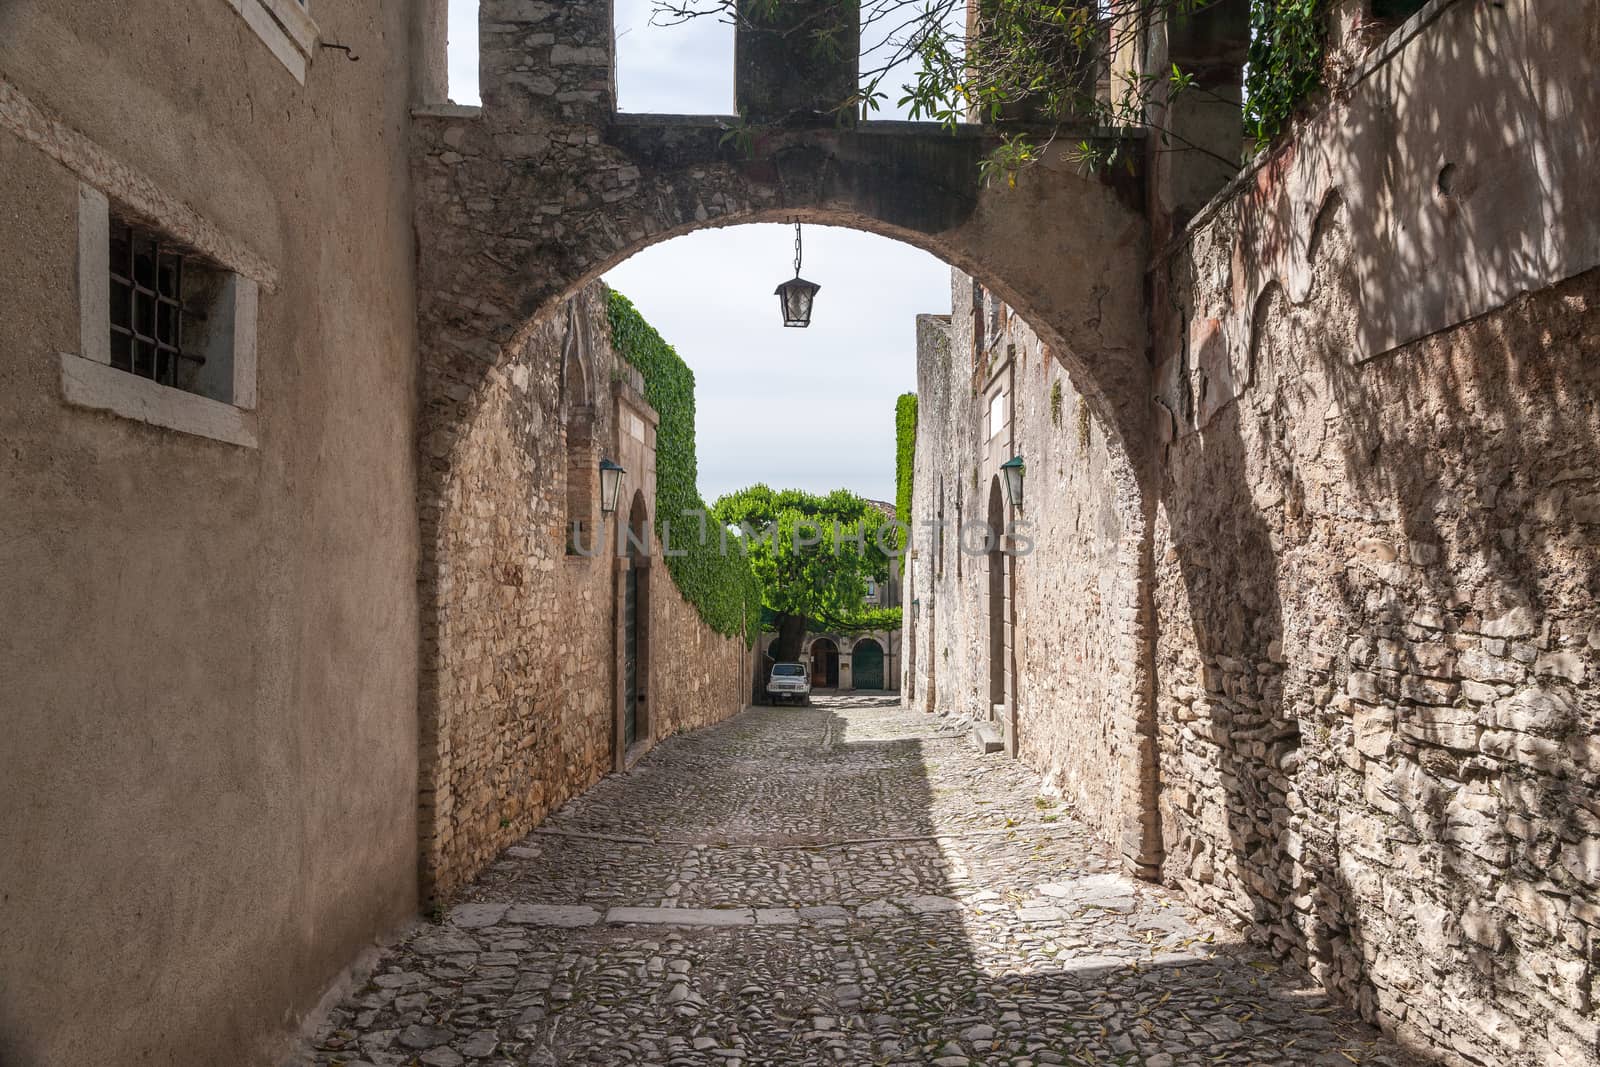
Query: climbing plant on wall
[
  {"left": 894, "top": 392, "right": 917, "bottom": 570},
  {"left": 1244, "top": 0, "right": 1327, "bottom": 147},
  {"left": 658, "top": 0, "right": 1332, "bottom": 177},
  {"left": 606, "top": 290, "right": 762, "bottom": 645}
]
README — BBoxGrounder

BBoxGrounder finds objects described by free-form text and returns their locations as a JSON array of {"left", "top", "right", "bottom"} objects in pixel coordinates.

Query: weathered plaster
[{"left": 0, "top": 1, "right": 420, "bottom": 1061}]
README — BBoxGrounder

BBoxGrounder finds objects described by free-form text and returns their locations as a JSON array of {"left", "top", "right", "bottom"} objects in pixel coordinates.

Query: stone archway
[
  {"left": 986, "top": 477, "right": 1010, "bottom": 730},
  {"left": 408, "top": 0, "right": 1166, "bottom": 892}
]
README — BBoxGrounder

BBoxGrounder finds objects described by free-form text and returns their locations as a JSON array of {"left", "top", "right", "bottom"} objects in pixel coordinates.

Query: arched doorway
[
  {"left": 622, "top": 490, "right": 651, "bottom": 754},
  {"left": 809, "top": 637, "right": 839, "bottom": 689},
  {"left": 987, "top": 477, "right": 1009, "bottom": 730},
  {"left": 853, "top": 638, "right": 885, "bottom": 690}
]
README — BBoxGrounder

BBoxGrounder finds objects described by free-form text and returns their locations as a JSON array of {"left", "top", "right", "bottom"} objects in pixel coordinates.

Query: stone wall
[
  {"left": 423, "top": 282, "right": 748, "bottom": 903},
  {"left": 1138, "top": 3, "right": 1600, "bottom": 1062},
  {"left": 906, "top": 273, "right": 1149, "bottom": 867},
  {"left": 648, "top": 564, "right": 751, "bottom": 737},
  {"left": 1152, "top": 186, "right": 1600, "bottom": 1065}
]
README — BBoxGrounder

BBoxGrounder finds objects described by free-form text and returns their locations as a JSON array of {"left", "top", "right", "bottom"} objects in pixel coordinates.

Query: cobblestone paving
[{"left": 307, "top": 696, "right": 1421, "bottom": 1067}]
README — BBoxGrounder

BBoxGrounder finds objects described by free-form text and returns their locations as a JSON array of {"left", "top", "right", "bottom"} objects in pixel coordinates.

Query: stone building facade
[
  {"left": 422, "top": 281, "right": 749, "bottom": 901},
  {"left": 0, "top": 0, "right": 1595, "bottom": 1064},
  {"left": 0, "top": 3, "right": 424, "bottom": 1063},
  {"left": 907, "top": 2, "right": 1600, "bottom": 1065},
  {"left": 906, "top": 277, "right": 1151, "bottom": 868}
]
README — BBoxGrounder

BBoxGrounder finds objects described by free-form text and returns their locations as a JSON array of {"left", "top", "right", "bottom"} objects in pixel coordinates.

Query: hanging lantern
[
  {"left": 1000, "top": 455, "right": 1025, "bottom": 510},
  {"left": 775, "top": 221, "right": 821, "bottom": 327},
  {"left": 599, "top": 457, "right": 625, "bottom": 514}
]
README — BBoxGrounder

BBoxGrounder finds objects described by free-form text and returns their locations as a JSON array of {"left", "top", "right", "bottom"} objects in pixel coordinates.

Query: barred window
[{"left": 107, "top": 219, "right": 235, "bottom": 403}]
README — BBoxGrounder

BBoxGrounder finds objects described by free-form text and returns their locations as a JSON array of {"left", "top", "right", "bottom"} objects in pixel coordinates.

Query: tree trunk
[{"left": 770, "top": 613, "right": 809, "bottom": 663}]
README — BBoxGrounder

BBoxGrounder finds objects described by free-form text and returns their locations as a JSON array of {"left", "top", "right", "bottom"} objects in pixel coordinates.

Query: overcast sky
[{"left": 446, "top": 1, "right": 953, "bottom": 504}]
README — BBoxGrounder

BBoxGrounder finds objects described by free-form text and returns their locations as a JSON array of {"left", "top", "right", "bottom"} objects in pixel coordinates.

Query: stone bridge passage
[{"left": 305, "top": 696, "right": 1417, "bottom": 1067}]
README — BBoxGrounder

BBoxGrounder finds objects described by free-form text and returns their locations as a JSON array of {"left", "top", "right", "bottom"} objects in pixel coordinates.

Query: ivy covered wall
[
  {"left": 895, "top": 392, "right": 917, "bottom": 566},
  {"left": 606, "top": 291, "right": 762, "bottom": 644}
]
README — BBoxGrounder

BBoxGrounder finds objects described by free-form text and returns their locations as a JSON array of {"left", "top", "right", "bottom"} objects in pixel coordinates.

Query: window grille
[{"left": 108, "top": 220, "right": 205, "bottom": 390}]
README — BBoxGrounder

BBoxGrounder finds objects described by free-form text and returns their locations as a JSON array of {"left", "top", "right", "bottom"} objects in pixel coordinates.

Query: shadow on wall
[{"left": 1159, "top": 171, "right": 1600, "bottom": 1067}]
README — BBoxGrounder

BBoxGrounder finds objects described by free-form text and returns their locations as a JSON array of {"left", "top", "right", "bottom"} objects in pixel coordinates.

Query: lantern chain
[{"left": 793, "top": 221, "right": 803, "bottom": 278}]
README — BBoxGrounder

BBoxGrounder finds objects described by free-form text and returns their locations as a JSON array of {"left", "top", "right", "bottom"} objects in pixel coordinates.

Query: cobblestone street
[{"left": 308, "top": 696, "right": 1418, "bottom": 1067}]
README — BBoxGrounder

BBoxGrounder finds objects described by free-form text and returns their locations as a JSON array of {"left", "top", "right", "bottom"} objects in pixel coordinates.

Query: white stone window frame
[
  {"left": 987, "top": 390, "right": 1009, "bottom": 442},
  {"left": 62, "top": 186, "right": 260, "bottom": 449},
  {"left": 223, "top": 0, "right": 320, "bottom": 84}
]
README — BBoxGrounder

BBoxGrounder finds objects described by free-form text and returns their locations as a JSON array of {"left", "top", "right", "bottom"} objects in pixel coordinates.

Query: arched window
[{"left": 561, "top": 299, "right": 597, "bottom": 556}]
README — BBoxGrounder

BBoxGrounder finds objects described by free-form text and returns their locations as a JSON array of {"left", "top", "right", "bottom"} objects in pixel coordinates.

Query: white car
[{"left": 766, "top": 662, "right": 812, "bottom": 705}]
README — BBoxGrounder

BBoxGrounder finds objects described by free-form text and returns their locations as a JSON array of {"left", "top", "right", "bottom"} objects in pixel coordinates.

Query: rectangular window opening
[
  {"left": 614, "top": 0, "right": 734, "bottom": 115},
  {"left": 107, "top": 217, "right": 236, "bottom": 404},
  {"left": 447, "top": 0, "right": 481, "bottom": 105}
]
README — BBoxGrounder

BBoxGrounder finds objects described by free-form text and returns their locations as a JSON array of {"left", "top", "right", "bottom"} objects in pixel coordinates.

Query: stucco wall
[
  {"left": 422, "top": 282, "right": 748, "bottom": 902},
  {"left": 0, "top": 2, "right": 420, "bottom": 1063},
  {"left": 905, "top": 274, "right": 1144, "bottom": 861}
]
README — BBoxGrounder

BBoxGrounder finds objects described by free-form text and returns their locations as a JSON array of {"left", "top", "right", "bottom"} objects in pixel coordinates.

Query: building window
[
  {"left": 970, "top": 278, "right": 985, "bottom": 367},
  {"left": 61, "top": 186, "right": 259, "bottom": 447},
  {"left": 865, "top": 579, "right": 878, "bottom": 602},
  {"left": 222, "top": 0, "right": 320, "bottom": 84},
  {"left": 108, "top": 220, "right": 233, "bottom": 398},
  {"left": 988, "top": 390, "right": 1008, "bottom": 441}
]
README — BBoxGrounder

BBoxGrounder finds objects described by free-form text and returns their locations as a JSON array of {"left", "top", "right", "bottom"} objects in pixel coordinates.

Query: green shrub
[{"left": 1245, "top": 0, "right": 1328, "bottom": 148}]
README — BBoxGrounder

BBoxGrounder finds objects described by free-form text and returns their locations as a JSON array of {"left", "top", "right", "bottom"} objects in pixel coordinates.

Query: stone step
[{"left": 972, "top": 720, "right": 1004, "bottom": 754}]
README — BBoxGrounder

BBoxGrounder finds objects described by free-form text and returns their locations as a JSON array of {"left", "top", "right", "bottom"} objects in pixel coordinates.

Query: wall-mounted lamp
[
  {"left": 775, "top": 221, "right": 820, "bottom": 327},
  {"left": 1000, "top": 455, "right": 1025, "bottom": 510},
  {"left": 599, "top": 457, "right": 625, "bottom": 514}
]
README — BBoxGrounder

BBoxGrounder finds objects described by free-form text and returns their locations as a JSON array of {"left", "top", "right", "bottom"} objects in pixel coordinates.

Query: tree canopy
[{"left": 712, "top": 485, "right": 901, "bottom": 661}]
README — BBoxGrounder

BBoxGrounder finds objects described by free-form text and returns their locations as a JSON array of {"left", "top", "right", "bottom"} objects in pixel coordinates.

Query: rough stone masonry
[{"left": 907, "top": 3, "right": 1600, "bottom": 1064}]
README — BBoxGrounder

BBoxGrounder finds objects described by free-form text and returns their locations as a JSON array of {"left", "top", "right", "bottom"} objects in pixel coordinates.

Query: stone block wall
[
  {"left": 906, "top": 273, "right": 1147, "bottom": 864},
  {"left": 422, "top": 282, "right": 747, "bottom": 903},
  {"left": 1151, "top": 196, "right": 1600, "bottom": 1065},
  {"left": 650, "top": 569, "right": 751, "bottom": 737},
  {"left": 1003, "top": 305, "right": 1148, "bottom": 853}
]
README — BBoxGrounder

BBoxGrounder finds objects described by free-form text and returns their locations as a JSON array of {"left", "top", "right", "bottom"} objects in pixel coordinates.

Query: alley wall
[
  {"left": 905, "top": 278, "right": 1146, "bottom": 866},
  {"left": 0, "top": 2, "right": 421, "bottom": 1062},
  {"left": 422, "top": 282, "right": 749, "bottom": 903}
]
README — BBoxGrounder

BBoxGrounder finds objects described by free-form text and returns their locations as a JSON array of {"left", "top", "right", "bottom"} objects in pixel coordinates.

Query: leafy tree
[
  {"left": 656, "top": 0, "right": 1253, "bottom": 179},
  {"left": 712, "top": 485, "right": 901, "bottom": 662},
  {"left": 655, "top": 0, "right": 1328, "bottom": 177}
]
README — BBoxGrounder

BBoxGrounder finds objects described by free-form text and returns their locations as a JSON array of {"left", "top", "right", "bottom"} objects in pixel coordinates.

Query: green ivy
[
  {"left": 1244, "top": 0, "right": 1327, "bottom": 148},
  {"left": 605, "top": 290, "right": 762, "bottom": 645},
  {"left": 894, "top": 393, "right": 917, "bottom": 569}
]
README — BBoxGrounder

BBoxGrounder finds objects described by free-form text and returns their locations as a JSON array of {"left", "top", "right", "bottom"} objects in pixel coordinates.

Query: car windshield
[{"left": 772, "top": 664, "right": 805, "bottom": 677}]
